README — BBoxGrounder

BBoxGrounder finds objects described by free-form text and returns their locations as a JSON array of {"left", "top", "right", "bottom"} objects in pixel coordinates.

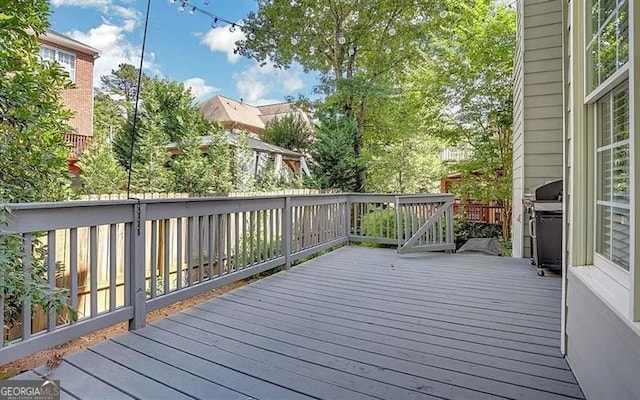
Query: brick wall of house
[{"left": 39, "top": 38, "right": 95, "bottom": 137}]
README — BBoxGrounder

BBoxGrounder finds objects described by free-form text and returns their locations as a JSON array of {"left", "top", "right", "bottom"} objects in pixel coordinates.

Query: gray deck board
[{"left": 18, "top": 246, "right": 584, "bottom": 400}]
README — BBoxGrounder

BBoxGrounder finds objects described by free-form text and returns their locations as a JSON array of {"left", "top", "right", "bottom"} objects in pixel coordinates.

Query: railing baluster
[
  {"left": 216, "top": 214, "right": 223, "bottom": 276},
  {"left": 47, "top": 230, "right": 57, "bottom": 332},
  {"left": 122, "top": 225, "right": 129, "bottom": 307},
  {"left": 150, "top": 220, "right": 158, "bottom": 298},
  {"left": 234, "top": 212, "right": 240, "bottom": 271},
  {"left": 176, "top": 217, "right": 182, "bottom": 290},
  {"left": 90, "top": 225, "right": 98, "bottom": 317},
  {"left": 250, "top": 211, "right": 255, "bottom": 266},
  {"left": 284, "top": 197, "right": 292, "bottom": 269},
  {"left": 109, "top": 224, "right": 117, "bottom": 311},
  {"left": 163, "top": 219, "right": 170, "bottom": 294},
  {"left": 198, "top": 215, "right": 204, "bottom": 283},
  {"left": 22, "top": 233, "right": 32, "bottom": 341},
  {"left": 226, "top": 214, "right": 232, "bottom": 274},
  {"left": 208, "top": 215, "right": 214, "bottom": 279},
  {"left": 187, "top": 216, "right": 194, "bottom": 287}
]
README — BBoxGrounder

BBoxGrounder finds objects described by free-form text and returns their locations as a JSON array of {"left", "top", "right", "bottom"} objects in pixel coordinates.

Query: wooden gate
[{"left": 395, "top": 194, "right": 456, "bottom": 253}]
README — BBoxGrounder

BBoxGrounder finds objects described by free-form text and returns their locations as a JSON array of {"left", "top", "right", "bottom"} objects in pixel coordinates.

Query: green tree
[
  {"left": 204, "top": 131, "right": 234, "bottom": 194},
  {"left": 129, "top": 117, "right": 173, "bottom": 193},
  {"left": 233, "top": 134, "right": 257, "bottom": 192},
  {"left": 310, "top": 114, "right": 359, "bottom": 192},
  {"left": 262, "top": 114, "right": 311, "bottom": 152},
  {"left": 237, "top": 0, "right": 453, "bottom": 190},
  {"left": 77, "top": 132, "right": 127, "bottom": 194},
  {"left": 409, "top": 0, "right": 515, "bottom": 238},
  {"left": 0, "top": 0, "right": 75, "bottom": 331},
  {"left": 171, "top": 128, "right": 233, "bottom": 194}
]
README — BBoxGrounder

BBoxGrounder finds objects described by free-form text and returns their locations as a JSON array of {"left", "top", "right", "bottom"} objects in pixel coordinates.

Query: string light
[
  {"left": 211, "top": 17, "right": 218, "bottom": 28},
  {"left": 189, "top": 6, "right": 196, "bottom": 15},
  {"left": 388, "top": 27, "right": 396, "bottom": 36},
  {"left": 229, "top": 23, "right": 236, "bottom": 32},
  {"left": 338, "top": 36, "right": 346, "bottom": 45}
]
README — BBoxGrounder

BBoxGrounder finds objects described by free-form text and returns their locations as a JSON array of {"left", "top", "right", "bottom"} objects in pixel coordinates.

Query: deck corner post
[
  {"left": 129, "top": 201, "right": 147, "bottom": 330},
  {"left": 283, "top": 196, "right": 292, "bottom": 270}
]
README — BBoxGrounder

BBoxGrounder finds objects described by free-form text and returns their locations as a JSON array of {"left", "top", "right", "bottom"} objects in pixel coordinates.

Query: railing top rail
[{"left": 396, "top": 193, "right": 455, "bottom": 203}]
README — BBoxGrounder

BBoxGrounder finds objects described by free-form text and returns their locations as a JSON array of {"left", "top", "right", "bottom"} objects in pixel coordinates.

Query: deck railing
[{"left": 0, "top": 193, "right": 454, "bottom": 364}]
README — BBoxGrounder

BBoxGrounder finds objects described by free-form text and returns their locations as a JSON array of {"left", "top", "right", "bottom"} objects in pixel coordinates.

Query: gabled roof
[
  {"left": 200, "top": 96, "right": 266, "bottom": 132},
  {"left": 39, "top": 30, "right": 101, "bottom": 58},
  {"left": 199, "top": 95, "right": 312, "bottom": 134}
]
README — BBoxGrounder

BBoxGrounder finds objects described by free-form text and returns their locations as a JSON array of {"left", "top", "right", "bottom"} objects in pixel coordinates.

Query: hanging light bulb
[
  {"left": 178, "top": 4, "right": 186, "bottom": 11},
  {"left": 439, "top": 10, "right": 447, "bottom": 18},
  {"left": 338, "top": 36, "right": 346, "bottom": 45},
  {"left": 169, "top": 0, "right": 177, "bottom": 4},
  {"left": 249, "top": 32, "right": 256, "bottom": 40},
  {"left": 269, "top": 38, "right": 276, "bottom": 45},
  {"left": 309, "top": 46, "right": 316, "bottom": 55},
  {"left": 348, "top": 46, "right": 355, "bottom": 56},
  {"left": 384, "top": 47, "right": 391, "bottom": 54},
  {"left": 291, "top": 37, "right": 298, "bottom": 45},
  {"left": 189, "top": 6, "right": 196, "bottom": 15},
  {"left": 211, "top": 17, "right": 218, "bottom": 28},
  {"left": 229, "top": 23, "right": 236, "bottom": 32},
  {"left": 388, "top": 27, "right": 396, "bottom": 36},
  {"left": 420, "top": 41, "right": 427, "bottom": 50}
]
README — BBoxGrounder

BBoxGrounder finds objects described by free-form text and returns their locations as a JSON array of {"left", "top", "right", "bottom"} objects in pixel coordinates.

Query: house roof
[
  {"left": 199, "top": 95, "right": 312, "bottom": 134},
  {"left": 39, "top": 30, "right": 101, "bottom": 58},
  {"left": 166, "top": 131, "right": 304, "bottom": 159}
]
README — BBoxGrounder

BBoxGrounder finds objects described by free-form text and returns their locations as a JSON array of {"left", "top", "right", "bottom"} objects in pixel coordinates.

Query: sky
[{"left": 48, "top": 0, "right": 318, "bottom": 105}]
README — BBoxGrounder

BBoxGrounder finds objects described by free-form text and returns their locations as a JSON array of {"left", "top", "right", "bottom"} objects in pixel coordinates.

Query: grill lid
[{"left": 529, "top": 179, "right": 563, "bottom": 201}]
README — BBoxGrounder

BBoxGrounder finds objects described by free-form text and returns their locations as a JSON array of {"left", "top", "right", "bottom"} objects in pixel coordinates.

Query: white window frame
[
  {"left": 584, "top": 1, "right": 633, "bottom": 288},
  {"left": 584, "top": 0, "right": 630, "bottom": 98},
  {"left": 39, "top": 44, "right": 76, "bottom": 83}
]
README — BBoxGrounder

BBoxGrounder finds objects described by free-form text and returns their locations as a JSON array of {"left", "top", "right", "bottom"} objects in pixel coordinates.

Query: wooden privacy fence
[{"left": 0, "top": 193, "right": 454, "bottom": 364}]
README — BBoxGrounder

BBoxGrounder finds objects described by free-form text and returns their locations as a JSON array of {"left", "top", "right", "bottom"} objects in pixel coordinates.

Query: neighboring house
[
  {"left": 37, "top": 30, "right": 100, "bottom": 172},
  {"left": 166, "top": 131, "right": 309, "bottom": 180},
  {"left": 513, "top": 1, "right": 639, "bottom": 399},
  {"left": 199, "top": 95, "right": 313, "bottom": 137}
]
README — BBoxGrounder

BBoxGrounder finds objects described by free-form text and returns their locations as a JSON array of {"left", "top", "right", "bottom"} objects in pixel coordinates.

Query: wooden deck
[{"left": 18, "top": 246, "right": 584, "bottom": 400}]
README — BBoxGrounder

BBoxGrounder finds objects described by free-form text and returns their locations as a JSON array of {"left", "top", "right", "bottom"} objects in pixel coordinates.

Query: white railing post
[
  {"left": 283, "top": 196, "right": 292, "bottom": 269},
  {"left": 129, "top": 201, "right": 147, "bottom": 330}
]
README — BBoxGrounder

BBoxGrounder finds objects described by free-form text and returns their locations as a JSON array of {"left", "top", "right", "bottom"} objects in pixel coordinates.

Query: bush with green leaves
[
  {"left": 1, "top": 1, "right": 77, "bottom": 334},
  {"left": 453, "top": 215, "right": 503, "bottom": 249}
]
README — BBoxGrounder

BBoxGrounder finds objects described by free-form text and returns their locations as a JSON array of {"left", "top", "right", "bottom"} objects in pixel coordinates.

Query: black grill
[{"left": 524, "top": 179, "right": 563, "bottom": 277}]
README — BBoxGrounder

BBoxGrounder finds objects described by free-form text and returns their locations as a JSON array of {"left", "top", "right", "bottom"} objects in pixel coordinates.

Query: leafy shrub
[{"left": 454, "top": 215, "right": 503, "bottom": 249}]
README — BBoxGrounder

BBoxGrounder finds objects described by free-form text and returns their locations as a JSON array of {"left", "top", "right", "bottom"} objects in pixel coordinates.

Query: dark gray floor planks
[{"left": 15, "top": 246, "right": 584, "bottom": 400}]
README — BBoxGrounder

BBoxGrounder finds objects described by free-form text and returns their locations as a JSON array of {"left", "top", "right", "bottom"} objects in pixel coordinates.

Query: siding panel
[{"left": 513, "top": 0, "right": 564, "bottom": 258}]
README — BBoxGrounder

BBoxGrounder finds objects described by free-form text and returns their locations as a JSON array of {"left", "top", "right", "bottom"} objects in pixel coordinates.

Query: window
[
  {"left": 587, "top": 0, "right": 629, "bottom": 93},
  {"left": 39, "top": 45, "right": 76, "bottom": 82},
  {"left": 596, "top": 84, "right": 630, "bottom": 271}
]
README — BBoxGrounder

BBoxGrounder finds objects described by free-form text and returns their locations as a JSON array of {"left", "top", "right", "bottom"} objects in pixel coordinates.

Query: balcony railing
[
  {"left": 0, "top": 193, "right": 454, "bottom": 364},
  {"left": 64, "top": 133, "right": 92, "bottom": 159}
]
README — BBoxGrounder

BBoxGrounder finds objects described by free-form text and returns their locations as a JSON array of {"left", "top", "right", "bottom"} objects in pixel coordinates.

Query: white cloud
[
  {"left": 51, "top": 0, "right": 114, "bottom": 12},
  {"left": 234, "top": 64, "right": 305, "bottom": 105},
  {"left": 67, "top": 20, "right": 159, "bottom": 85},
  {"left": 184, "top": 77, "right": 219, "bottom": 102},
  {"left": 200, "top": 22, "right": 245, "bottom": 63}
]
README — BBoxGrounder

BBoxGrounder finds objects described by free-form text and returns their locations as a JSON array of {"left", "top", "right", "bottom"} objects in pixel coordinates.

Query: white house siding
[{"left": 512, "top": 0, "right": 564, "bottom": 258}]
